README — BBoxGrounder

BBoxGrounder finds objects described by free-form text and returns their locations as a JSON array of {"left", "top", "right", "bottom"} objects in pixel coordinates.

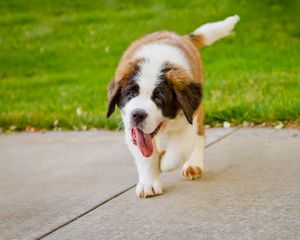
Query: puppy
[{"left": 107, "top": 15, "right": 240, "bottom": 198}]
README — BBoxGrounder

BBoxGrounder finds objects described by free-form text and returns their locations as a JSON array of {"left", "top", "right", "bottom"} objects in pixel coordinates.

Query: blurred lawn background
[{"left": 0, "top": 0, "right": 299, "bottom": 131}]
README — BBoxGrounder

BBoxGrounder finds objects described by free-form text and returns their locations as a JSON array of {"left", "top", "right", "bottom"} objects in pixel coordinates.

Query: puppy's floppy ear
[
  {"left": 163, "top": 62, "right": 202, "bottom": 124},
  {"left": 107, "top": 58, "right": 144, "bottom": 117},
  {"left": 174, "top": 83, "right": 202, "bottom": 124},
  {"left": 106, "top": 79, "right": 121, "bottom": 118}
]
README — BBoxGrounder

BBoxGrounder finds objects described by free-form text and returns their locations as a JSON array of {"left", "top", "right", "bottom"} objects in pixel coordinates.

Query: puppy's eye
[
  {"left": 126, "top": 90, "right": 137, "bottom": 98},
  {"left": 155, "top": 96, "right": 163, "bottom": 104}
]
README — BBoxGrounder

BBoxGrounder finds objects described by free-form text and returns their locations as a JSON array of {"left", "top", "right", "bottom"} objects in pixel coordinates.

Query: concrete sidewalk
[{"left": 0, "top": 128, "right": 299, "bottom": 240}]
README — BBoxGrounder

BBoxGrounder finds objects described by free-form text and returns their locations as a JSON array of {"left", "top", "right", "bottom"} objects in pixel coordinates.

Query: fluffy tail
[{"left": 187, "top": 15, "right": 240, "bottom": 48}]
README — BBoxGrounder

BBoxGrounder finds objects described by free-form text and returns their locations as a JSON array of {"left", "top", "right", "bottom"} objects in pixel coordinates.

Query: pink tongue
[{"left": 132, "top": 128, "right": 153, "bottom": 157}]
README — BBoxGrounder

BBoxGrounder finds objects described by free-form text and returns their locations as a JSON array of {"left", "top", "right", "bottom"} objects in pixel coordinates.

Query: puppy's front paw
[
  {"left": 181, "top": 165, "right": 203, "bottom": 180},
  {"left": 136, "top": 181, "right": 163, "bottom": 198}
]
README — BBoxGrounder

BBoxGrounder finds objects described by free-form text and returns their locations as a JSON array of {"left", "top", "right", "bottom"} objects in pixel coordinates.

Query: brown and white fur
[{"left": 107, "top": 15, "right": 240, "bottom": 198}]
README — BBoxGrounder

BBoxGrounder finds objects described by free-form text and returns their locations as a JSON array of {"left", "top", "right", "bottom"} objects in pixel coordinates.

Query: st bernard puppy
[{"left": 107, "top": 15, "right": 240, "bottom": 198}]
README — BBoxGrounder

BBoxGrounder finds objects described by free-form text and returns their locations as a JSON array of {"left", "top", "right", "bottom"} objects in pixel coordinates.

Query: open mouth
[{"left": 131, "top": 122, "right": 162, "bottom": 158}]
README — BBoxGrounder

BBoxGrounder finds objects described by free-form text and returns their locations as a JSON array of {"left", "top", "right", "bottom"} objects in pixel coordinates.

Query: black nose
[{"left": 131, "top": 109, "right": 148, "bottom": 125}]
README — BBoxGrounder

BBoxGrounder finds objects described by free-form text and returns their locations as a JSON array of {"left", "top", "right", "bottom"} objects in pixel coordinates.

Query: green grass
[{"left": 0, "top": 0, "right": 299, "bottom": 131}]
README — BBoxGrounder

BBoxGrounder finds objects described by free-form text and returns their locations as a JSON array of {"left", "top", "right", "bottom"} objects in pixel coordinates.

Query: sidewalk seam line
[
  {"left": 205, "top": 127, "right": 239, "bottom": 148},
  {"left": 37, "top": 127, "right": 239, "bottom": 239},
  {"left": 36, "top": 184, "right": 136, "bottom": 240}
]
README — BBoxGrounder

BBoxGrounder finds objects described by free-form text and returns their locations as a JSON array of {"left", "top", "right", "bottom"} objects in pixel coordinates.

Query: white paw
[
  {"left": 136, "top": 181, "right": 163, "bottom": 198},
  {"left": 181, "top": 164, "right": 203, "bottom": 180}
]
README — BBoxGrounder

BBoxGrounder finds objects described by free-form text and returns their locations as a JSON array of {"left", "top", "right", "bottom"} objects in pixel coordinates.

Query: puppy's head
[{"left": 107, "top": 58, "right": 202, "bottom": 157}]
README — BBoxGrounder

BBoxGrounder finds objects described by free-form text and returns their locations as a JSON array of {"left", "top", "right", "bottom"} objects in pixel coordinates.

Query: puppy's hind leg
[
  {"left": 159, "top": 122, "right": 194, "bottom": 173},
  {"left": 160, "top": 132, "right": 185, "bottom": 172}
]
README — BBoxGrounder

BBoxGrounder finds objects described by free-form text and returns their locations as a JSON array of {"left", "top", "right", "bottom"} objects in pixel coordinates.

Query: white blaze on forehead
[
  {"left": 134, "top": 59, "right": 161, "bottom": 96},
  {"left": 134, "top": 43, "right": 190, "bottom": 71},
  {"left": 133, "top": 43, "right": 191, "bottom": 94}
]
